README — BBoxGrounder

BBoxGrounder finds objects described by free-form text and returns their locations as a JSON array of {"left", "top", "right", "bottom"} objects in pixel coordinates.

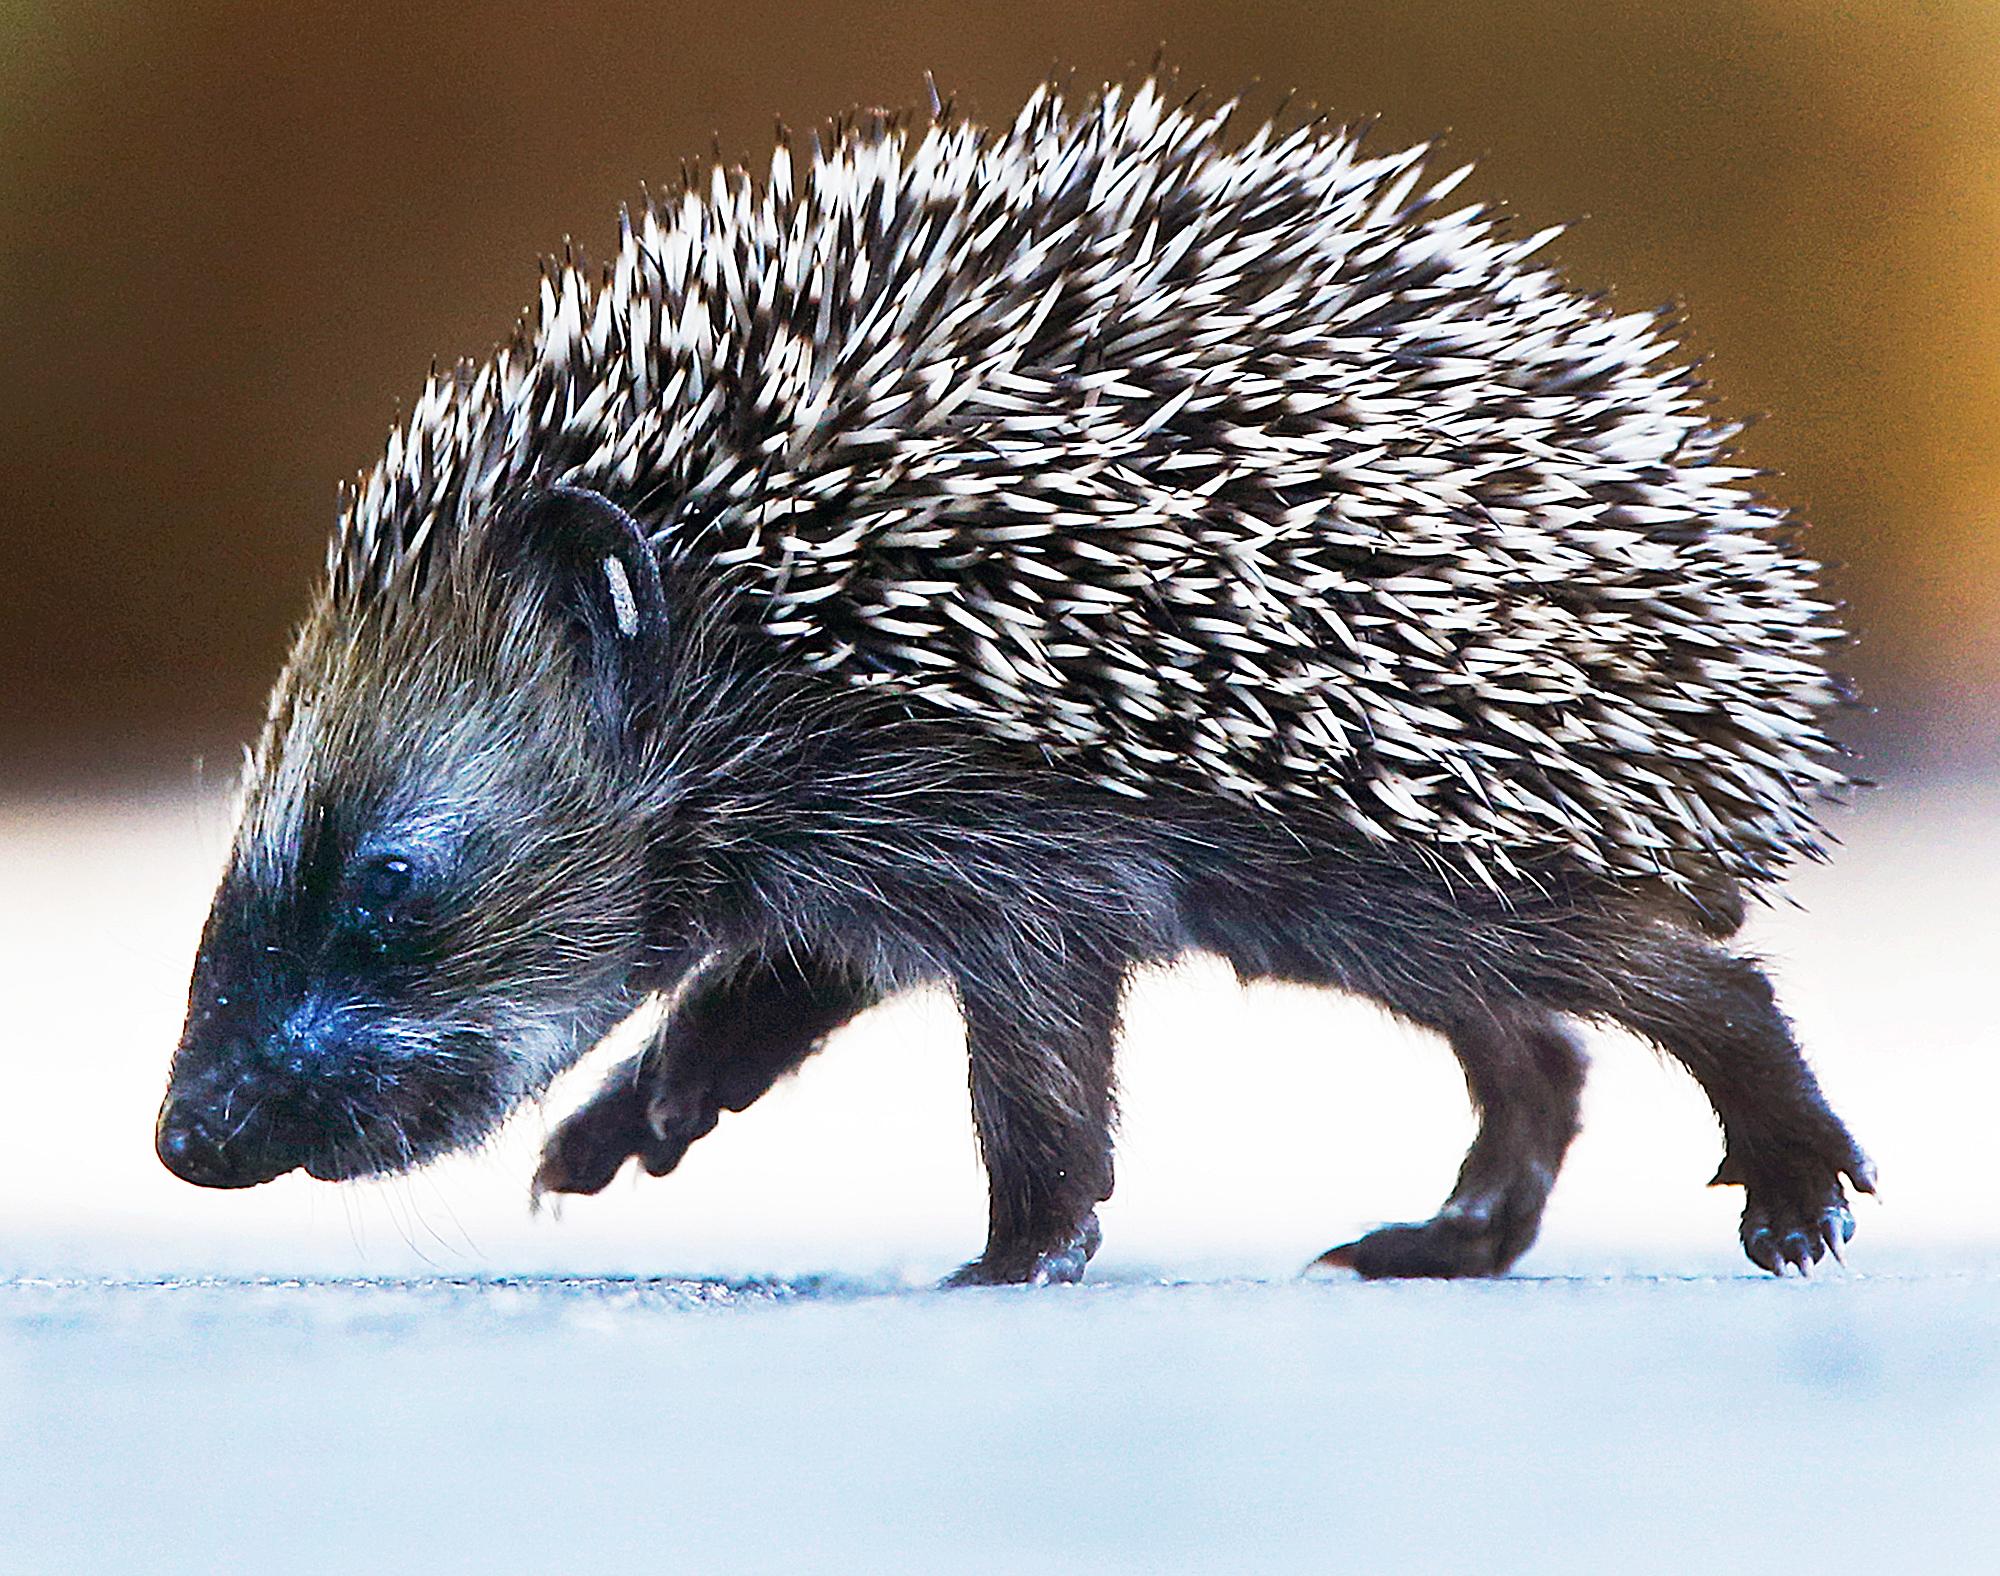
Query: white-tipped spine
[{"left": 331, "top": 76, "right": 1848, "bottom": 896}]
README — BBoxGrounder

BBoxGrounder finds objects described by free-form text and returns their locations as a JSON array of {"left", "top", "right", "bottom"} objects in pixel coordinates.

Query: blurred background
[{"left": 2, "top": 0, "right": 1996, "bottom": 1278}]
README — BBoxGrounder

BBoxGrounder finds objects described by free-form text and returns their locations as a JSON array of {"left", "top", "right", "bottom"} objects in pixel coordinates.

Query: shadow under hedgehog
[{"left": 156, "top": 78, "right": 1872, "bottom": 1283}]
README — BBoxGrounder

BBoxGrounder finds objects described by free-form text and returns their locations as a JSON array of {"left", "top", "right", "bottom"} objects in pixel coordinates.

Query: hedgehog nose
[{"left": 156, "top": 1096, "right": 265, "bottom": 1189}]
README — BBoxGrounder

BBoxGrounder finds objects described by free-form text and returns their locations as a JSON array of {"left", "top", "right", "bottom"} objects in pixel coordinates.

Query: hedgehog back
[{"left": 335, "top": 79, "right": 1847, "bottom": 897}]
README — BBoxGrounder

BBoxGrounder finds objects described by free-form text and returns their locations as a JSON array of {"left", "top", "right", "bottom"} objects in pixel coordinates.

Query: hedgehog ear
[{"left": 495, "top": 485, "right": 669, "bottom": 751}]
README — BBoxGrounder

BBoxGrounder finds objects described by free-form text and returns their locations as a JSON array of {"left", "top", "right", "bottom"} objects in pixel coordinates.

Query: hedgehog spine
[{"left": 334, "top": 76, "right": 1846, "bottom": 899}]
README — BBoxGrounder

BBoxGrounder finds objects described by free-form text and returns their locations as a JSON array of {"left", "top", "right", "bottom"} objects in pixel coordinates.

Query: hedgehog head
[{"left": 156, "top": 488, "right": 671, "bottom": 1187}]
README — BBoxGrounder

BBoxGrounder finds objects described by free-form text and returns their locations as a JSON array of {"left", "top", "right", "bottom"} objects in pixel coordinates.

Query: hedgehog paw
[
  {"left": 1738, "top": 1182, "right": 1862, "bottom": 1276},
  {"left": 1312, "top": 1190, "right": 1540, "bottom": 1279},
  {"left": 637, "top": 1086, "right": 720, "bottom": 1175},
  {"left": 532, "top": 1060, "right": 717, "bottom": 1198},
  {"left": 1724, "top": 1140, "right": 1872, "bottom": 1276},
  {"left": 533, "top": 1078, "right": 649, "bottom": 1199},
  {"left": 943, "top": 1211, "right": 1101, "bottom": 1288}
]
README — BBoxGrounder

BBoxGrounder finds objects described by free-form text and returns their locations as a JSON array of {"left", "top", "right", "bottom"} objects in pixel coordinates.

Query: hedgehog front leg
[
  {"left": 533, "top": 953, "right": 877, "bottom": 1198},
  {"left": 943, "top": 950, "right": 1122, "bottom": 1287},
  {"left": 1316, "top": 1010, "right": 1588, "bottom": 1278},
  {"left": 1608, "top": 934, "right": 1874, "bottom": 1275}
]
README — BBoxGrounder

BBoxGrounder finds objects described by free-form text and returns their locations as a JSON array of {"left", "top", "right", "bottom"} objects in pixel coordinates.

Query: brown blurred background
[{"left": 4, "top": 0, "right": 1997, "bottom": 788}]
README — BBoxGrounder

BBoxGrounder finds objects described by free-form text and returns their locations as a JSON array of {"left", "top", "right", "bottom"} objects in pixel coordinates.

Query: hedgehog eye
[{"left": 347, "top": 852, "right": 418, "bottom": 921}]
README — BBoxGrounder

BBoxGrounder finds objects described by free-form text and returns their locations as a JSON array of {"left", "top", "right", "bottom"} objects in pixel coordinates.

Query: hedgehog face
[
  {"left": 157, "top": 763, "right": 643, "bottom": 1188},
  {"left": 157, "top": 489, "right": 668, "bottom": 1188}
]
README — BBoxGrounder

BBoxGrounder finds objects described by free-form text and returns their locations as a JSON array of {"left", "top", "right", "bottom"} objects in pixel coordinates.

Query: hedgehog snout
[
  {"left": 156, "top": 996, "right": 366, "bottom": 1188},
  {"left": 155, "top": 1062, "right": 300, "bottom": 1189}
]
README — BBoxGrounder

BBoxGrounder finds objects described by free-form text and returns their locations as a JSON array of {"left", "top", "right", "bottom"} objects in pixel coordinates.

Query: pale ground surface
[{"left": 1, "top": 784, "right": 1996, "bottom": 1571}]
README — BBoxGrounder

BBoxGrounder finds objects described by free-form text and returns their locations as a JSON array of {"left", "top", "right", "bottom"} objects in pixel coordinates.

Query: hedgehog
[{"left": 155, "top": 75, "right": 1872, "bottom": 1282}]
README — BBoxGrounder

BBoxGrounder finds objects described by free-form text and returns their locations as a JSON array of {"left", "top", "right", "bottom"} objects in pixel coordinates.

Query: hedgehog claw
[
  {"left": 1737, "top": 1167, "right": 1861, "bottom": 1276},
  {"left": 1743, "top": 1225, "right": 1781, "bottom": 1275}
]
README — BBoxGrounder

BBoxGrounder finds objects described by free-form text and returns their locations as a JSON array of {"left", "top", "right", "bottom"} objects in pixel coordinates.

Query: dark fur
[{"left": 159, "top": 486, "right": 1870, "bottom": 1281}]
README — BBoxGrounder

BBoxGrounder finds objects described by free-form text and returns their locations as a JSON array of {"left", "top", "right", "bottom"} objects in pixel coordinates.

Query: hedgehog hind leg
[
  {"left": 533, "top": 951, "right": 879, "bottom": 1199},
  {"left": 1315, "top": 1009, "right": 1588, "bottom": 1279},
  {"left": 943, "top": 945, "right": 1122, "bottom": 1288},
  {"left": 1599, "top": 931, "right": 1873, "bottom": 1275}
]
